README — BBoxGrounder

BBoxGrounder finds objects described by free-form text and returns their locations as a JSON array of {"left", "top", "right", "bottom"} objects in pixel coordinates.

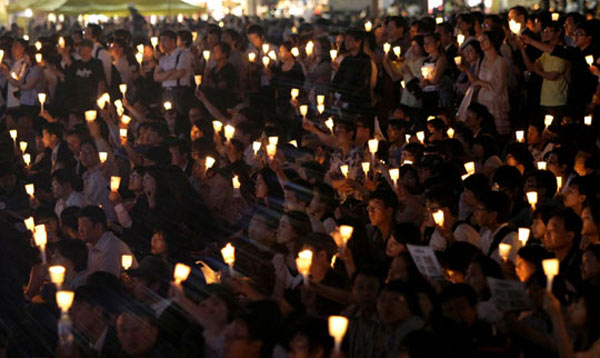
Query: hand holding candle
[
  {"left": 173, "top": 263, "right": 191, "bottom": 286},
  {"left": 518, "top": 228, "right": 530, "bottom": 246},
  {"left": 542, "top": 258, "right": 559, "bottom": 292},
  {"left": 329, "top": 315, "right": 349, "bottom": 353},
  {"left": 432, "top": 209, "right": 445, "bottom": 227},
  {"left": 221, "top": 243, "right": 236, "bottom": 274},
  {"left": 296, "top": 249, "right": 313, "bottom": 286},
  {"left": 122, "top": 254, "right": 133, "bottom": 270},
  {"left": 49, "top": 265, "right": 66, "bottom": 288},
  {"left": 499, "top": 243, "right": 512, "bottom": 261},
  {"left": 56, "top": 290, "right": 74, "bottom": 312}
]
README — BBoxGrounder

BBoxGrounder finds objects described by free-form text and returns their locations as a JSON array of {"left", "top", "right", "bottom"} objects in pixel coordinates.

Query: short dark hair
[
  {"left": 509, "top": 6, "right": 529, "bottom": 21},
  {"left": 44, "top": 122, "right": 64, "bottom": 138},
  {"left": 302, "top": 232, "right": 338, "bottom": 259},
  {"left": 284, "top": 177, "right": 313, "bottom": 206},
  {"left": 426, "top": 186, "right": 458, "bottom": 217},
  {"left": 387, "top": 16, "right": 407, "bottom": 30},
  {"left": 383, "top": 281, "right": 422, "bottom": 315},
  {"left": 284, "top": 210, "right": 312, "bottom": 238},
  {"left": 167, "top": 138, "right": 190, "bottom": 156},
  {"left": 177, "top": 30, "right": 192, "bottom": 47},
  {"left": 78, "top": 205, "right": 107, "bottom": 229},
  {"left": 368, "top": 190, "right": 399, "bottom": 212},
  {"left": 439, "top": 283, "right": 478, "bottom": 307},
  {"left": 215, "top": 41, "right": 231, "bottom": 58},
  {"left": 86, "top": 24, "right": 103, "bottom": 40},
  {"left": 56, "top": 239, "right": 88, "bottom": 271},
  {"left": 247, "top": 24, "right": 265, "bottom": 37},
  {"left": 289, "top": 317, "right": 333, "bottom": 357},
  {"left": 79, "top": 39, "right": 94, "bottom": 49},
  {"left": 159, "top": 30, "right": 177, "bottom": 41},
  {"left": 480, "top": 191, "right": 511, "bottom": 224},
  {"left": 51, "top": 168, "right": 78, "bottom": 187},
  {"left": 549, "top": 208, "right": 583, "bottom": 239}
]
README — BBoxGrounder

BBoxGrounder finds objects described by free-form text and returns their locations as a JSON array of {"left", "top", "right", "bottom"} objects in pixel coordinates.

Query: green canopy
[
  {"left": 52, "top": 0, "right": 200, "bottom": 15},
  {"left": 29, "top": 0, "right": 67, "bottom": 12},
  {"left": 7, "top": 0, "right": 39, "bottom": 13}
]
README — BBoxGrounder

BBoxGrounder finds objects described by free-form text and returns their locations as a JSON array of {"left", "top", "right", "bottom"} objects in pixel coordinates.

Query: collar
[
  {"left": 490, "top": 223, "right": 509, "bottom": 238},
  {"left": 151, "top": 298, "right": 172, "bottom": 317},
  {"left": 91, "top": 326, "right": 108, "bottom": 352},
  {"left": 90, "top": 231, "right": 112, "bottom": 252}
]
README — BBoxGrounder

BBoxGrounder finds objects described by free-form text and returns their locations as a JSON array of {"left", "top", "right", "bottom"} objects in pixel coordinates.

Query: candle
[
  {"left": 457, "top": 34, "right": 465, "bottom": 46},
  {"left": 368, "top": 139, "right": 379, "bottom": 154},
  {"left": 416, "top": 131, "right": 425, "bottom": 144},
  {"left": 266, "top": 144, "right": 277, "bottom": 159},
  {"left": 173, "top": 263, "right": 191, "bottom": 285},
  {"left": 114, "top": 99, "right": 123, "bottom": 110},
  {"left": 203, "top": 50, "right": 210, "bottom": 61},
  {"left": 252, "top": 141, "right": 261, "bottom": 156},
  {"left": 221, "top": 243, "right": 235, "bottom": 273},
  {"left": 584, "top": 115, "right": 592, "bottom": 126},
  {"left": 9, "top": 129, "right": 17, "bottom": 141},
  {"left": 49, "top": 265, "right": 66, "bottom": 286},
  {"left": 135, "top": 52, "right": 143, "bottom": 65},
  {"left": 389, "top": 168, "right": 400, "bottom": 187},
  {"left": 515, "top": 130, "right": 524, "bottom": 142},
  {"left": 136, "top": 43, "right": 144, "bottom": 54},
  {"left": 25, "top": 183, "right": 35, "bottom": 197},
  {"left": 552, "top": 12, "right": 559, "bottom": 21},
  {"left": 403, "top": 160, "right": 413, "bottom": 166},
  {"left": 291, "top": 47, "right": 300, "bottom": 57},
  {"left": 232, "top": 175, "right": 241, "bottom": 189},
  {"left": 383, "top": 42, "right": 391, "bottom": 55},
  {"left": 268, "top": 136, "right": 279, "bottom": 146},
  {"left": 393, "top": 46, "right": 401, "bottom": 57},
  {"left": 542, "top": 258, "right": 559, "bottom": 291},
  {"left": 24, "top": 217, "right": 35, "bottom": 232},
  {"left": 84, "top": 110, "right": 97, "bottom": 122},
  {"left": 364, "top": 21, "right": 372, "bottom": 32},
  {"left": 110, "top": 176, "right": 121, "bottom": 192},
  {"left": 317, "top": 104, "right": 325, "bottom": 114},
  {"left": 299, "top": 105, "right": 308, "bottom": 118},
  {"left": 436, "top": 17, "right": 444, "bottom": 24},
  {"left": 224, "top": 124, "right": 235, "bottom": 141},
  {"left": 518, "top": 228, "right": 530, "bottom": 246},
  {"left": 56, "top": 290, "right": 74, "bottom": 312},
  {"left": 329, "top": 316, "right": 349, "bottom": 353},
  {"left": 464, "top": 161, "right": 475, "bottom": 175},
  {"left": 248, "top": 52, "right": 256, "bottom": 62},
  {"left": 305, "top": 41, "right": 314, "bottom": 57},
  {"left": 212, "top": 120, "right": 223, "bottom": 133},
  {"left": 509, "top": 19, "right": 521, "bottom": 34},
  {"left": 556, "top": 176, "right": 563, "bottom": 192},
  {"left": 537, "top": 161, "right": 547, "bottom": 170},
  {"left": 10, "top": 72, "right": 18, "bottom": 80},
  {"left": 268, "top": 50, "right": 277, "bottom": 61},
  {"left": 58, "top": 37, "right": 65, "bottom": 48},
  {"left": 432, "top": 209, "right": 444, "bottom": 227},
  {"left": 192, "top": 32, "right": 198, "bottom": 42},
  {"left": 23, "top": 153, "right": 31, "bottom": 166},
  {"left": 262, "top": 56, "right": 270, "bottom": 67},
  {"left": 317, "top": 95, "right": 325, "bottom": 105},
  {"left": 33, "top": 224, "right": 47, "bottom": 264},
  {"left": 296, "top": 249, "right": 313, "bottom": 285},
  {"left": 262, "top": 43, "right": 270, "bottom": 54},
  {"left": 585, "top": 55, "right": 594, "bottom": 66},
  {"left": 361, "top": 162, "right": 370, "bottom": 175},
  {"left": 121, "top": 115, "right": 132, "bottom": 125},
  {"left": 544, "top": 115, "right": 553, "bottom": 127},
  {"left": 499, "top": 243, "right": 512, "bottom": 261},
  {"left": 325, "top": 117, "right": 335, "bottom": 133},
  {"left": 97, "top": 92, "right": 110, "bottom": 109},
  {"left": 119, "top": 84, "right": 127, "bottom": 96},
  {"left": 194, "top": 75, "right": 202, "bottom": 86},
  {"left": 405, "top": 134, "right": 411, "bottom": 143},
  {"left": 290, "top": 88, "right": 300, "bottom": 100},
  {"left": 289, "top": 140, "right": 298, "bottom": 148},
  {"left": 19, "top": 141, "right": 28, "bottom": 153},
  {"left": 163, "top": 101, "right": 173, "bottom": 111},
  {"left": 151, "top": 37, "right": 158, "bottom": 48},
  {"left": 329, "top": 49, "right": 338, "bottom": 60},
  {"left": 447, "top": 128, "right": 455, "bottom": 138},
  {"left": 120, "top": 128, "right": 128, "bottom": 139},
  {"left": 0, "top": 49, "right": 3, "bottom": 63},
  {"left": 99, "top": 152, "right": 108, "bottom": 163},
  {"left": 121, "top": 254, "right": 133, "bottom": 270},
  {"left": 205, "top": 156, "right": 216, "bottom": 170},
  {"left": 340, "top": 164, "right": 349, "bottom": 179},
  {"left": 526, "top": 191, "right": 538, "bottom": 209},
  {"left": 454, "top": 56, "right": 461, "bottom": 66}
]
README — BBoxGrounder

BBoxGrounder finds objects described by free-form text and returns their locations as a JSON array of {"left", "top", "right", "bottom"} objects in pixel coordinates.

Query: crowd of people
[{"left": 1, "top": 5, "right": 600, "bottom": 357}]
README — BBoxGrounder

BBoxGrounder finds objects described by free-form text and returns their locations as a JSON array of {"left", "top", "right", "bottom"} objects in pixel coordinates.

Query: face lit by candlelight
[
  {"left": 248, "top": 213, "right": 276, "bottom": 246},
  {"left": 582, "top": 250, "right": 600, "bottom": 282},
  {"left": 466, "top": 262, "right": 487, "bottom": 296},
  {"left": 544, "top": 216, "right": 575, "bottom": 252},
  {"left": 367, "top": 199, "right": 394, "bottom": 228},
  {"left": 385, "top": 236, "right": 405, "bottom": 257},
  {"left": 116, "top": 312, "right": 159, "bottom": 356},
  {"left": 151, "top": 231, "right": 168, "bottom": 256},
  {"left": 225, "top": 318, "right": 262, "bottom": 358},
  {"left": 351, "top": 272, "right": 381, "bottom": 306},
  {"left": 580, "top": 206, "right": 599, "bottom": 250},
  {"left": 515, "top": 255, "right": 536, "bottom": 282}
]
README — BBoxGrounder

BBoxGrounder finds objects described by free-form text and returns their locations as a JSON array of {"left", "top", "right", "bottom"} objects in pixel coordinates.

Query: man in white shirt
[
  {"left": 51, "top": 168, "right": 84, "bottom": 218},
  {"left": 5, "top": 39, "right": 27, "bottom": 109},
  {"left": 84, "top": 24, "right": 113, "bottom": 86},
  {"left": 78, "top": 205, "right": 136, "bottom": 276},
  {"left": 154, "top": 30, "right": 191, "bottom": 115},
  {"left": 79, "top": 139, "right": 116, "bottom": 221},
  {"left": 474, "top": 191, "right": 520, "bottom": 264}
]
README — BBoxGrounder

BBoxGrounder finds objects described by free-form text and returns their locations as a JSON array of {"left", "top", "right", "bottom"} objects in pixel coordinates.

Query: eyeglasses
[{"left": 574, "top": 31, "right": 587, "bottom": 37}]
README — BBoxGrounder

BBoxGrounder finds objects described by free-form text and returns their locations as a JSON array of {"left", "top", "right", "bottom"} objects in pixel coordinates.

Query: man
[
  {"left": 474, "top": 191, "right": 519, "bottom": 264},
  {"left": 425, "top": 187, "right": 480, "bottom": 251},
  {"left": 167, "top": 138, "right": 191, "bottom": 176},
  {"left": 68, "top": 285, "right": 122, "bottom": 357},
  {"left": 51, "top": 168, "right": 84, "bottom": 218},
  {"left": 116, "top": 304, "right": 174, "bottom": 357},
  {"left": 42, "top": 123, "right": 74, "bottom": 172},
  {"left": 0, "top": 163, "right": 30, "bottom": 217},
  {"left": 78, "top": 205, "right": 136, "bottom": 276},
  {"left": 154, "top": 30, "right": 191, "bottom": 115},
  {"left": 307, "top": 183, "right": 337, "bottom": 234},
  {"left": 84, "top": 24, "right": 112, "bottom": 86},
  {"left": 204, "top": 41, "right": 238, "bottom": 111},
  {"left": 127, "top": 256, "right": 188, "bottom": 348},
  {"left": 544, "top": 208, "right": 583, "bottom": 291},
  {"left": 64, "top": 39, "right": 106, "bottom": 112},
  {"left": 563, "top": 175, "right": 598, "bottom": 216},
  {"left": 366, "top": 190, "right": 398, "bottom": 269},
  {"left": 79, "top": 139, "right": 115, "bottom": 220},
  {"left": 65, "top": 128, "right": 87, "bottom": 178}
]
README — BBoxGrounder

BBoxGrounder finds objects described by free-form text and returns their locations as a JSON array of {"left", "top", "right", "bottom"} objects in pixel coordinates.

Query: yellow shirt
[{"left": 538, "top": 52, "right": 570, "bottom": 107}]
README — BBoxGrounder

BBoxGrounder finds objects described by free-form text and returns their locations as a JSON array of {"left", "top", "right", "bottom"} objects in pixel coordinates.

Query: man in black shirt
[{"left": 65, "top": 39, "right": 106, "bottom": 113}]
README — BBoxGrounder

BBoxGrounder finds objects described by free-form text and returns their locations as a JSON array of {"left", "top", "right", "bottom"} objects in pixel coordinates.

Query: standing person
[
  {"left": 419, "top": 32, "right": 452, "bottom": 114},
  {"left": 5, "top": 45, "right": 45, "bottom": 114},
  {"left": 154, "top": 30, "right": 191, "bottom": 116},
  {"left": 63, "top": 39, "right": 106, "bottom": 112},
  {"left": 84, "top": 24, "right": 112, "bottom": 87},
  {"left": 1, "top": 39, "right": 27, "bottom": 110},
  {"left": 458, "top": 29, "right": 510, "bottom": 136}
]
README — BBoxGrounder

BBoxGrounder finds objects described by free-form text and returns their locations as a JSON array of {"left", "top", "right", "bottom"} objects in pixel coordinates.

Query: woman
[
  {"left": 301, "top": 37, "right": 332, "bottom": 101},
  {"left": 455, "top": 40, "right": 483, "bottom": 99},
  {"left": 527, "top": 121, "right": 554, "bottom": 163},
  {"left": 6, "top": 45, "right": 46, "bottom": 114},
  {"left": 515, "top": 245, "right": 553, "bottom": 283},
  {"left": 458, "top": 29, "right": 510, "bottom": 135},
  {"left": 419, "top": 33, "right": 452, "bottom": 113},
  {"left": 383, "top": 35, "right": 426, "bottom": 110}
]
